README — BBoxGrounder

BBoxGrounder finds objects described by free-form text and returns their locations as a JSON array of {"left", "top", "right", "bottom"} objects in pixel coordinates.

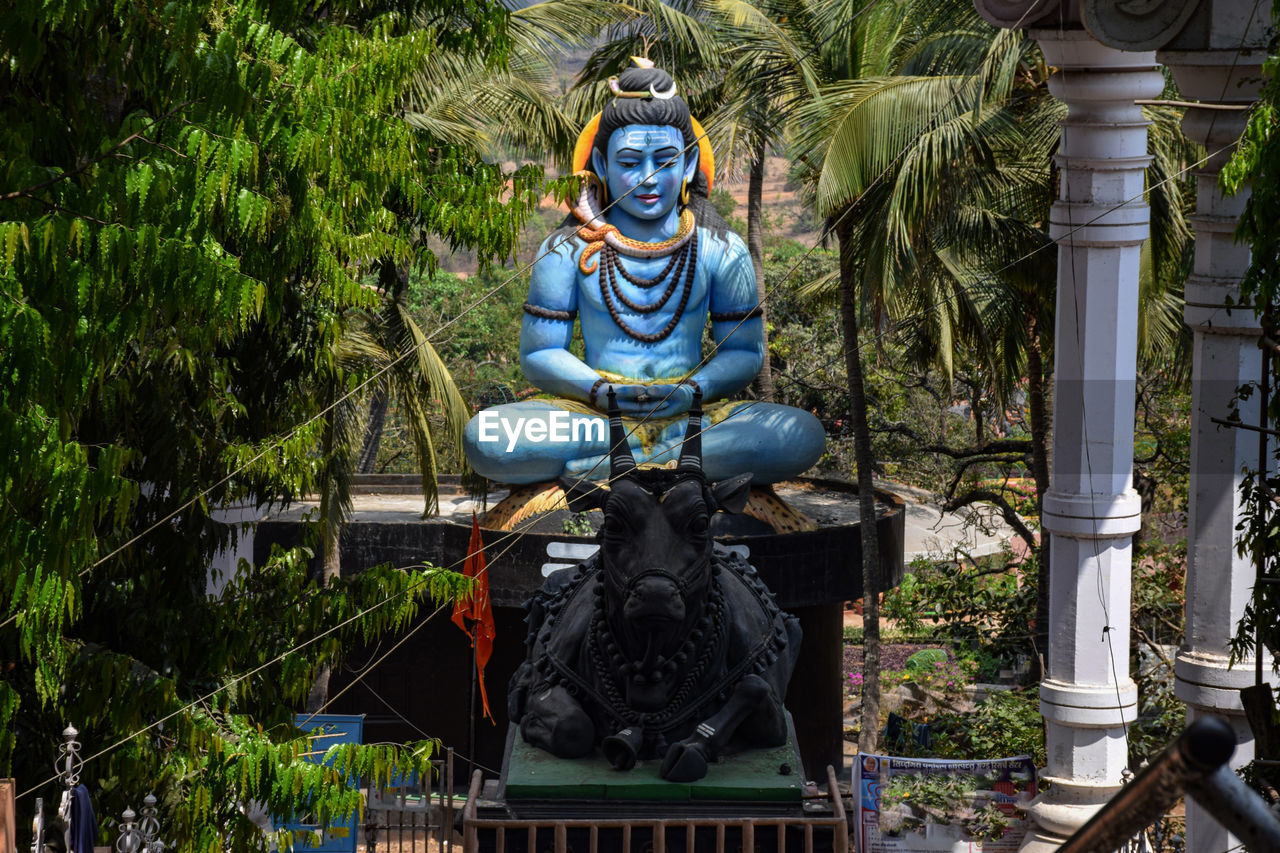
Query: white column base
[{"left": 1018, "top": 775, "right": 1125, "bottom": 851}]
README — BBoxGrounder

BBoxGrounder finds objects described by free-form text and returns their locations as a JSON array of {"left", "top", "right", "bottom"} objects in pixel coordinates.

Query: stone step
[{"left": 352, "top": 473, "right": 465, "bottom": 495}]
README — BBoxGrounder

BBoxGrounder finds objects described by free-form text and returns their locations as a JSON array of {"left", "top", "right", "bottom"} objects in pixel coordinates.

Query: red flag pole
[{"left": 468, "top": 626, "right": 478, "bottom": 782}]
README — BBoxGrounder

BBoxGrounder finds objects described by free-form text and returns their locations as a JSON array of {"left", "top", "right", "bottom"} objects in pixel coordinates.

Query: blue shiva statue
[{"left": 463, "top": 59, "right": 825, "bottom": 486}]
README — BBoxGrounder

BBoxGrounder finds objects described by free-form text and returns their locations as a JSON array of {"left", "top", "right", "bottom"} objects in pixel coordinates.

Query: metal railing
[
  {"left": 364, "top": 748, "right": 458, "bottom": 853},
  {"left": 1059, "top": 716, "right": 1280, "bottom": 853},
  {"left": 461, "top": 764, "right": 850, "bottom": 853}
]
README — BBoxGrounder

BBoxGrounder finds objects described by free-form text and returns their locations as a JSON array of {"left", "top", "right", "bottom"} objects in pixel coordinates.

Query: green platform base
[{"left": 501, "top": 715, "right": 805, "bottom": 803}]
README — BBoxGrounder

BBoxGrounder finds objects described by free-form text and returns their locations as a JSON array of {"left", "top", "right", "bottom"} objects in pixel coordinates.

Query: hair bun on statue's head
[
  {"left": 590, "top": 59, "right": 715, "bottom": 199},
  {"left": 610, "top": 63, "right": 678, "bottom": 100}
]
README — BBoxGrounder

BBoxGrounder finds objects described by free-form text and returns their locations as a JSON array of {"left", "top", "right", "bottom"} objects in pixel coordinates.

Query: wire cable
[{"left": 12, "top": 9, "right": 1238, "bottom": 799}]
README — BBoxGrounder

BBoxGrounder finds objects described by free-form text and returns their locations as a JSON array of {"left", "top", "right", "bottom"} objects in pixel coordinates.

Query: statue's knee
[
  {"left": 463, "top": 415, "right": 507, "bottom": 476},
  {"left": 793, "top": 409, "right": 827, "bottom": 466},
  {"left": 520, "top": 685, "right": 595, "bottom": 758}
]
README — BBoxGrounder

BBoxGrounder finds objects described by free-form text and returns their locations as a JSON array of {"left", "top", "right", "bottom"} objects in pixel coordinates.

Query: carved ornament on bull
[{"left": 507, "top": 387, "right": 802, "bottom": 783}]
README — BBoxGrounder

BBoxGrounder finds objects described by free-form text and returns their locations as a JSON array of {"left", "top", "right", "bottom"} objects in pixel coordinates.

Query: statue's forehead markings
[{"left": 622, "top": 128, "right": 679, "bottom": 148}]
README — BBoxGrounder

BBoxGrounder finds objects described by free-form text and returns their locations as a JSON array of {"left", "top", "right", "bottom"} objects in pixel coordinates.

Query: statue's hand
[{"left": 612, "top": 384, "right": 694, "bottom": 419}]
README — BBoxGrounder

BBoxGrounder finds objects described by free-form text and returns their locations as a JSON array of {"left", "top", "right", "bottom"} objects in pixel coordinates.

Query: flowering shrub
[
  {"left": 978, "top": 477, "right": 1040, "bottom": 517},
  {"left": 890, "top": 656, "right": 975, "bottom": 693}
]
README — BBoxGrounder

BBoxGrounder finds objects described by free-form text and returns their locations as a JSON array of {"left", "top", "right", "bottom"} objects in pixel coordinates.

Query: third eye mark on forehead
[{"left": 622, "top": 128, "right": 680, "bottom": 149}]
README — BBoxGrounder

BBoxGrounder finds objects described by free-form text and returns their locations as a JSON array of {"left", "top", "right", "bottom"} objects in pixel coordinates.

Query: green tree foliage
[{"left": 1, "top": 0, "right": 544, "bottom": 846}]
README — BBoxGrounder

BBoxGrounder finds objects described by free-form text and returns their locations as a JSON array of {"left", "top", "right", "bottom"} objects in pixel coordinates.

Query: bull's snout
[{"left": 623, "top": 575, "right": 686, "bottom": 624}]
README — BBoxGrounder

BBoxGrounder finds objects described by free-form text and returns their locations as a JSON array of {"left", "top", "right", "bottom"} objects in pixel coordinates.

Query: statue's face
[{"left": 591, "top": 124, "right": 699, "bottom": 222}]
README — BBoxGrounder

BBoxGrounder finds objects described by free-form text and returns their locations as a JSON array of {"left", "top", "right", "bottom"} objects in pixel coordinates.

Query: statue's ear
[
  {"left": 590, "top": 148, "right": 608, "bottom": 183},
  {"left": 710, "top": 473, "right": 752, "bottom": 514},
  {"left": 559, "top": 476, "right": 609, "bottom": 513},
  {"left": 683, "top": 147, "right": 700, "bottom": 188}
]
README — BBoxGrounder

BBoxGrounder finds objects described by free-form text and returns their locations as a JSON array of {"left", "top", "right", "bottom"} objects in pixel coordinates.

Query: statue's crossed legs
[{"left": 464, "top": 399, "right": 825, "bottom": 485}]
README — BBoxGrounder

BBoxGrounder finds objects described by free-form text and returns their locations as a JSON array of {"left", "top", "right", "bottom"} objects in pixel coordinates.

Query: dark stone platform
[{"left": 500, "top": 720, "right": 804, "bottom": 806}]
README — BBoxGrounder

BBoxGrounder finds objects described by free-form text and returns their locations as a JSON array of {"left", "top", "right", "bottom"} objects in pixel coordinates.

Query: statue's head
[{"left": 574, "top": 60, "right": 716, "bottom": 224}]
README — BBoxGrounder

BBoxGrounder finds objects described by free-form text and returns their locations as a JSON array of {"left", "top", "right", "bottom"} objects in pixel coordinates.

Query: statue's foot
[
  {"left": 742, "top": 485, "right": 818, "bottom": 533},
  {"left": 478, "top": 482, "right": 567, "bottom": 531},
  {"left": 563, "top": 453, "right": 610, "bottom": 480},
  {"left": 660, "top": 737, "right": 710, "bottom": 783}
]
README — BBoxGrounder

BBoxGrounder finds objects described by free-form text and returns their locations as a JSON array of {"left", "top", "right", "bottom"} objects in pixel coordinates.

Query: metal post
[
  {"left": 363, "top": 804, "right": 378, "bottom": 853},
  {"left": 138, "top": 793, "right": 162, "bottom": 852},
  {"left": 115, "top": 807, "right": 141, "bottom": 853}
]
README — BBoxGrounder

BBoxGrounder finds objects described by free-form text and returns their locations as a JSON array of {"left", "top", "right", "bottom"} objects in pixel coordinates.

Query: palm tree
[
  {"left": 699, "top": 0, "right": 830, "bottom": 399},
  {"left": 789, "top": 0, "right": 1192, "bottom": 699}
]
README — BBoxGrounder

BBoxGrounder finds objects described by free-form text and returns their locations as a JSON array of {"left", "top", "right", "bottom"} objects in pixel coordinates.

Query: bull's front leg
[
  {"left": 520, "top": 684, "right": 596, "bottom": 759},
  {"left": 660, "top": 674, "right": 771, "bottom": 782}
]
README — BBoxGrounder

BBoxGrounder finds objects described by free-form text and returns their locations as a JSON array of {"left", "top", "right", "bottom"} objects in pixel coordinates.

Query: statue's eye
[{"left": 688, "top": 516, "right": 708, "bottom": 536}]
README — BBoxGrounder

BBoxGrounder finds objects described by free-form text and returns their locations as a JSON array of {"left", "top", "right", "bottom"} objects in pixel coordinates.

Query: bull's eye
[{"left": 688, "top": 516, "right": 709, "bottom": 536}]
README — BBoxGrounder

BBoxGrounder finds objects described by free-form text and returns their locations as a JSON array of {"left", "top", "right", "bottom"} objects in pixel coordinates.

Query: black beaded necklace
[{"left": 598, "top": 229, "right": 699, "bottom": 344}]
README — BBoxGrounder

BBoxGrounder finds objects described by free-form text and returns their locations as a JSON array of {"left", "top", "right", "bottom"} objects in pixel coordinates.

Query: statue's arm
[
  {"left": 694, "top": 232, "right": 765, "bottom": 400},
  {"left": 519, "top": 235, "right": 600, "bottom": 402}
]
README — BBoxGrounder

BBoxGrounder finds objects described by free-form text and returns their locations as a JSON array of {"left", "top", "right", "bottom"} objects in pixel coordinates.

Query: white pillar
[
  {"left": 1017, "top": 32, "right": 1164, "bottom": 851},
  {"left": 1160, "top": 46, "right": 1280, "bottom": 852},
  {"left": 208, "top": 501, "right": 264, "bottom": 597}
]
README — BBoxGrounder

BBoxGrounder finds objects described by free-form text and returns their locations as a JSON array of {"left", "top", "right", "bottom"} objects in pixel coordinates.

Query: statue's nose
[{"left": 624, "top": 575, "right": 685, "bottom": 623}]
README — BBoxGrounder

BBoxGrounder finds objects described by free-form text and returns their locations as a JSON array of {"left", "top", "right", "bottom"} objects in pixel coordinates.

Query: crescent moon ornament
[{"left": 650, "top": 81, "right": 677, "bottom": 100}]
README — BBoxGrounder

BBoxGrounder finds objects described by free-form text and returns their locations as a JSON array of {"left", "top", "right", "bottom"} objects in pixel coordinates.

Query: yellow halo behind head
[{"left": 570, "top": 112, "right": 715, "bottom": 202}]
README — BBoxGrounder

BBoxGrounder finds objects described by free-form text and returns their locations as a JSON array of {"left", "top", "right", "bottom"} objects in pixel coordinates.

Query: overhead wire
[
  {"left": 12, "top": 129, "right": 1233, "bottom": 802},
  {"left": 12, "top": 0, "right": 1237, "bottom": 804},
  {"left": 0, "top": 0, "right": 889, "bottom": 638}
]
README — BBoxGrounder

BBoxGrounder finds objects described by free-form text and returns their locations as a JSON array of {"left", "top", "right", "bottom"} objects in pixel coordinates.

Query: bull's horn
[
  {"left": 678, "top": 388, "right": 704, "bottom": 471},
  {"left": 607, "top": 387, "right": 637, "bottom": 476}
]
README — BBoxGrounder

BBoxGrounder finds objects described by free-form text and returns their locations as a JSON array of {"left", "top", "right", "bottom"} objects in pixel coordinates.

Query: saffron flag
[{"left": 452, "top": 513, "right": 495, "bottom": 722}]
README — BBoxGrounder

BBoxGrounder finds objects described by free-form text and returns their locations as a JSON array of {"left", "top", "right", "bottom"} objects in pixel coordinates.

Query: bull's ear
[
  {"left": 710, "top": 473, "right": 753, "bottom": 514},
  {"left": 558, "top": 476, "right": 609, "bottom": 512}
]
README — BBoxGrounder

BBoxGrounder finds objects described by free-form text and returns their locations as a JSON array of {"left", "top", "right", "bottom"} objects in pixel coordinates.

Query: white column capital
[
  {"left": 1175, "top": 650, "right": 1280, "bottom": 711},
  {"left": 1040, "top": 678, "right": 1139, "bottom": 726},
  {"left": 973, "top": 0, "right": 1065, "bottom": 30}
]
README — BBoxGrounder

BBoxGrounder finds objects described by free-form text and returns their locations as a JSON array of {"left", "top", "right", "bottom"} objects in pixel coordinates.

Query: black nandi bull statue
[{"left": 508, "top": 388, "right": 803, "bottom": 783}]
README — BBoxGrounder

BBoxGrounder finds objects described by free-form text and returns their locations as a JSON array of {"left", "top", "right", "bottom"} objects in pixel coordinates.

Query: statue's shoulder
[
  {"left": 696, "top": 223, "right": 750, "bottom": 271},
  {"left": 531, "top": 224, "right": 588, "bottom": 288}
]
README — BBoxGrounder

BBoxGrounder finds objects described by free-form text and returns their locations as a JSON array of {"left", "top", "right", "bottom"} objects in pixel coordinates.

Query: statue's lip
[{"left": 634, "top": 193, "right": 661, "bottom": 202}]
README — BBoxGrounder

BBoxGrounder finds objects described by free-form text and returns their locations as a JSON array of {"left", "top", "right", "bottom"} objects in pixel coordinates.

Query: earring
[{"left": 680, "top": 179, "right": 689, "bottom": 206}]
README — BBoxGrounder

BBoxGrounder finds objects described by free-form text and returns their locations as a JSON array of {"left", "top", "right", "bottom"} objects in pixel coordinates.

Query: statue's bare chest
[{"left": 575, "top": 247, "right": 711, "bottom": 338}]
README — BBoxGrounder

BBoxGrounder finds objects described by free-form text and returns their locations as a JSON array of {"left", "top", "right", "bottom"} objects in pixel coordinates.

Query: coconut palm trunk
[
  {"left": 747, "top": 141, "right": 774, "bottom": 400},
  {"left": 837, "top": 214, "right": 882, "bottom": 754},
  {"left": 357, "top": 385, "right": 390, "bottom": 474},
  {"left": 1025, "top": 314, "right": 1052, "bottom": 675}
]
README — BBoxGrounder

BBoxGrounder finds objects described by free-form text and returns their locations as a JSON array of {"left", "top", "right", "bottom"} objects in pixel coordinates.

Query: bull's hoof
[
  {"left": 660, "top": 739, "right": 710, "bottom": 782},
  {"left": 602, "top": 727, "right": 644, "bottom": 771}
]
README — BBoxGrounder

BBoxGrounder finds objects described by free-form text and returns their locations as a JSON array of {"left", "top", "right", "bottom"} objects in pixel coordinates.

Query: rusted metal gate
[{"left": 461, "top": 765, "right": 850, "bottom": 853}]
